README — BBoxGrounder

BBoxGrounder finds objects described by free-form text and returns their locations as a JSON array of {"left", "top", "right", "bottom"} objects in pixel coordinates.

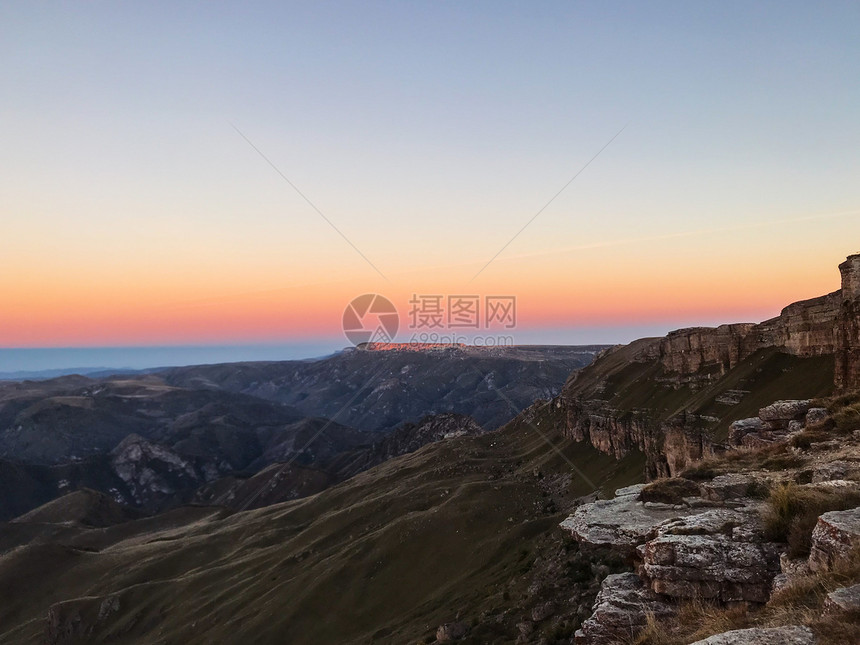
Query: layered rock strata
[
  {"left": 565, "top": 480, "right": 786, "bottom": 644},
  {"left": 658, "top": 254, "right": 859, "bottom": 387}
]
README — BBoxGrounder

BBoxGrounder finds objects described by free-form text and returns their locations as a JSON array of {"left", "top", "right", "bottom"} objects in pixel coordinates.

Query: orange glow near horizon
[{"left": 2, "top": 236, "right": 853, "bottom": 348}]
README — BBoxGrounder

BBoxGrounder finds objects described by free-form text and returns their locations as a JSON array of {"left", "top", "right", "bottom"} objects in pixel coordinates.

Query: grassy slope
[
  {"left": 565, "top": 346, "right": 835, "bottom": 441},
  {"left": 0, "top": 418, "right": 643, "bottom": 645}
]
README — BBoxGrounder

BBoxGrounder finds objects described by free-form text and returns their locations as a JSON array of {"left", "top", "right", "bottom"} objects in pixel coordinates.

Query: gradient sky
[{"left": 2, "top": 2, "right": 859, "bottom": 365}]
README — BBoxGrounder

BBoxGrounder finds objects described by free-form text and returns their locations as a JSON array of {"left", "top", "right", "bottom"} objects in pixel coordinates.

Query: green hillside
[{"left": 0, "top": 417, "right": 642, "bottom": 645}]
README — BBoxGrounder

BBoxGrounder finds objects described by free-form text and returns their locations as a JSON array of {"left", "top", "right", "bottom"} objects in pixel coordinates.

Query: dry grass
[
  {"left": 765, "top": 546, "right": 860, "bottom": 645},
  {"left": 624, "top": 601, "right": 752, "bottom": 645},
  {"left": 640, "top": 478, "right": 701, "bottom": 505},
  {"left": 627, "top": 613, "right": 670, "bottom": 645},
  {"left": 675, "top": 601, "right": 753, "bottom": 643},
  {"left": 833, "top": 403, "right": 860, "bottom": 434},
  {"left": 824, "top": 391, "right": 860, "bottom": 435},
  {"left": 680, "top": 443, "right": 801, "bottom": 481},
  {"left": 760, "top": 452, "right": 806, "bottom": 471},
  {"left": 763, "top": 482, "right": 860, "bottom": 557},
  {"left": 789, "top": 426, "right": 834, "bottom": 450}
]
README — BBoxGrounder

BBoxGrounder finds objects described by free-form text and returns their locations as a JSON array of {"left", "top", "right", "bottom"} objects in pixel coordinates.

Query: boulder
[
  {"left": 436, "top": 621, "right": 468, "bottom": 642},
  {"left": 638, "top": 506, "right": 782, "bottom": 604},
  {"left": 613, "top": 484, "right": 645, "bottom": 497},
  {"left": 688, "top": 625, "right": 815, "bottom": 645},
  {"left": 809, "top": 507, "right": 860, "bottom": 572},
  {"left": 729, "top": 418, "right": 765, "bottom": 446},
  {"left": 728, "top": 414, "right": 796, "bottom": 448},
  {"left": 758, "top": 400, "right": 811, "bottom": 423},
  {"left": 787, "top": 420, "right": 805, "bottom": 434},
  {"left": 741, "top": 433, "right": 783, "bottom": 449},
  {"left": 574, "top": 573, "right": 675, "bottom": 645},
  {"left": 805, "top": 407, "right": 830, "bottom": 426},
  {"left": 824, "top": 582, "right": 860, "bottom": 613}
]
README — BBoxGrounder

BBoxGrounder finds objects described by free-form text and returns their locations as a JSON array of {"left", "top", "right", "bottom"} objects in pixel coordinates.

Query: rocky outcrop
[
  {"left": 658, "top": 254, "right": 860, "bottom": 386},
  {"left": 659, "top": 414, "right": 720, "bottom": 477},
  {"left": 563, "top": 472, "right": 792, "bottom": 644},
  {"left": 688, "top": 626, "right": 815, "bottom": 645},
  {"left": 808, "top": 507, "right": 860, "bottom": 572},
  {"left": 758, "top": 292, "right": 844, "bottom": 357},
  {"left": 574, "top": 573, "right": 675, "bottom": 645},
  {"left": 728, "top": 418, "right": 767, "bottom": 447},
  {"left": 659, "top": 324, "right": 756, "bottom": 376},
  {"left": 658, "top": 291, "right": 841, "bottom": 379},
  {"left": 758, "top": 400, "right": 812, "bottom": 425},
  {"left": 110, "top": 434, "right": 218, "bottom": 508},
  {"left": 561, "top": 401, "right": 649, "bottom": 461},
  {"left": 562, "top": 478, "right": 783, "bottom": 604},
  {"left": 559, "top": 485, "right": 696, "bottom": 557},
  {"left": 638, "top": 505, "right": 782, "bottom": 604},
  {"left": 836, "top": 254, "right": 860, "bottom": 391},
  {"left": 559, "top": 398, "right": 718, "bottom": 479},
  {"left": 542, "top": 256, "right": 860, "bottom": 483},
  {"left": 728, "top": 400, "right": 814, "bottom": 449}
]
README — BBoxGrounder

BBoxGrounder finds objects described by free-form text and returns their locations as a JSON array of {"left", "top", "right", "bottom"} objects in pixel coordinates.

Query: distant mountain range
[
  {"left": 164, "top": 343, "right": 605, "bottom": 432},
  {"left": 0, "top": 344, "right": 604, "bottom": 520},
  {"left": 0, "top": 367, "right": 143, "bottom": 381}
]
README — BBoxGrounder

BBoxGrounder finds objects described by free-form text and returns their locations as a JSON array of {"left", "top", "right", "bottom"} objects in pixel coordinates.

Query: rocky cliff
[
  {"left": 659, "top": 254, "right": 859, "bottom": 383},
  {"left": 536, "top": 255, "right": 860, "bottom": 481},
  {"left": 658, "top": 290, "right": 842, "bottom": 382},
  {"left": 836, "top": 254, "right": 860, "bottom": 391}
]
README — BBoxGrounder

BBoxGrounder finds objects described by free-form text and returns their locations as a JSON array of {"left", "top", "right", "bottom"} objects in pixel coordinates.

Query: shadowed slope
[{"left": 0, "top": 416, "right": 642, "bottom": 645}]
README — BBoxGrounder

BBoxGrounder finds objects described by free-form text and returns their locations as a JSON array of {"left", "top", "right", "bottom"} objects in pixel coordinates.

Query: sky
[{"left": 2, "top": 2, "right": 859, "bottom": 369}]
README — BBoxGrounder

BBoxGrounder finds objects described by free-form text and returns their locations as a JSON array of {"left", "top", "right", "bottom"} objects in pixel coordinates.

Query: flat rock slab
[
  {"left": 560, "top": 486, "right": 697, "bottom": 556},
  {"left": 809, "top": 506, "right": 860, "bottom": 572},
  {"left": 689, "top": 626, "right": 815, "bottom": 645},
  {"left": 824, "top": 582, "right": 860, "bottom": 613}
]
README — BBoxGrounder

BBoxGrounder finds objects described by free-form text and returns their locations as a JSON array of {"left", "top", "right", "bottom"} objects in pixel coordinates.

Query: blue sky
[{"left": 2, "top": 2, "right": 859, "bottom": 369}]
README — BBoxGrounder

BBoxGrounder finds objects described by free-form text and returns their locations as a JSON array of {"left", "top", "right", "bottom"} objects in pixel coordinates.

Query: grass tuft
[{"left": 763, "top": 482, "right": 860, "bottom": 557}]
